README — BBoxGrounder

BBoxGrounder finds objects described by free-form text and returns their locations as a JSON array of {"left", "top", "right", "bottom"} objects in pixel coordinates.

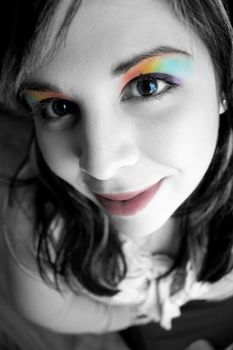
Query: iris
[
  {"left": 52, "top": 100, "right": 74, "bottom": 116},
  {"left": 137, "top": 78, "right": 158, "bottom": 97}
]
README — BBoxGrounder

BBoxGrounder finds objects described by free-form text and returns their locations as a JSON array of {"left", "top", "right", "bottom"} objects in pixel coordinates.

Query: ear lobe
[{"left": 219, "top": 97, "right": 228, "bottom": 114}]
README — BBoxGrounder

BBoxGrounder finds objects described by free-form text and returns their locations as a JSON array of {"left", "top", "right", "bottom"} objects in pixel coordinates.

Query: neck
[{"left": 130, "top": 218, "right": 180, "bottom": 257}]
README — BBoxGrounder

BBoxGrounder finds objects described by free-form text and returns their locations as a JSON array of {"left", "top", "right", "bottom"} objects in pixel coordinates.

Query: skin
[{"left": 24, "top": 0, "right": 223, "bottom": 254}]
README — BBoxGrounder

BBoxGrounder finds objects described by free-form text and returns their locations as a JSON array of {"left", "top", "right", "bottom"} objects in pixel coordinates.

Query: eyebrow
[
  {"left": 112, "top": 45, "right": 192, "bottom": 76},
  {"left": 20, "top": 81, "right": 63, "bottom": 95}
]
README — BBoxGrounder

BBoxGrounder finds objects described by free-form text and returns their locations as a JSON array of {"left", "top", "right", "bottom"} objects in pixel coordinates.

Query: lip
[{"left": 93, "top": 179, "right": 164, "bottom": 216}]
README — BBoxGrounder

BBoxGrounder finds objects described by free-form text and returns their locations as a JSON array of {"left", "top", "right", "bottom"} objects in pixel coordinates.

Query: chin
[{"left": 109, "top": 208, "right": 173, "bottom": 237}]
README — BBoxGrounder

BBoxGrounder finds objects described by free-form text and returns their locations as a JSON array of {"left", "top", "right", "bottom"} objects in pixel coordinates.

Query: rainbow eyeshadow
[
  {"left": 23, "top": 90, "right": 68, "bottom": 106},
  {"left": 119, "top": 54, "right": 194, "bottom": 91}
]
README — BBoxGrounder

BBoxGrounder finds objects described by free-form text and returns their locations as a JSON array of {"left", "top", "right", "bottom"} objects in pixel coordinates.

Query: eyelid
[
  {"left": 124, "top": 71, "right": 180, "bottom": 86},
  {"left": 22, "top": 89, "right": 71, "bottom": 107},
  {"left": 119, "top": 55, "right": 194, "bottom": 91},
  {"left": 24, "top": 96, "right": 52, "bottom": 110},
  {"left": 120, "top": 72, "right": 180, "bottom": 98}
]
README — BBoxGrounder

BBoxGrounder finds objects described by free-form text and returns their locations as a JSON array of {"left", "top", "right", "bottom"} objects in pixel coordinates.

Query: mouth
[{"left": 93, "top": 179, "right": 164, "bottom": 216}]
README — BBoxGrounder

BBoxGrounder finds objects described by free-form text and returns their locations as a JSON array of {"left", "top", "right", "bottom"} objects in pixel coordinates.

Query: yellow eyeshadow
[
  {"left": 119, "top": 54, "right": 194, "bottom": 90},
  {"left": 24, "top": 90, "right": 68, "bottom": 105}
]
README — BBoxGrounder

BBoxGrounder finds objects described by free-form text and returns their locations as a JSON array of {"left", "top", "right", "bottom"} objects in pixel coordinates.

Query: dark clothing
[{"left": 121, "top": 297, "right": 233, "bottom": 350}]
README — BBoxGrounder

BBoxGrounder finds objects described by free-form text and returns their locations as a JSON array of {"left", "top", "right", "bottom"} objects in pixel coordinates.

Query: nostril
[
  {"left": 77, "top": 127, "right": 139, "bottom": 179},
  {"left": 78, "top": 151, "right": 138, "bottom": 180}
]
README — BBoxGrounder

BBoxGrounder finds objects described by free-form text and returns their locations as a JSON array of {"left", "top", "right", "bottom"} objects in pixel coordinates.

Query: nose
[{"left": 78, "top": 106, "right": 139, "bottom": 180}]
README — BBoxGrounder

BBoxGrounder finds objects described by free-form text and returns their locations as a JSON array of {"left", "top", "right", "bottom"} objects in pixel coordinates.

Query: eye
[
  {"left": 121, "top": 74, "right": 178, "bottom": 101},
  {"left": 43, "top": 99, "right": 78, "bottom": 119},
  {"left": 26, "top": 97, "right": 80, "bottom": 124}
]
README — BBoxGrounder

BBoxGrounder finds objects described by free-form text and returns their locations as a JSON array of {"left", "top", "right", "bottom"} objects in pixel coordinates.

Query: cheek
[
  {"left": 138, "top": 101, "right": 219, "bottom": 173},
  {"left": 34, "top": 124, "right": 80, "bottom": 181}
]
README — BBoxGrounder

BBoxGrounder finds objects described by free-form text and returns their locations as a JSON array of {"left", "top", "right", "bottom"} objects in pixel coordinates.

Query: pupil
[
  {"left": 52, "top": 100, "right": 70, "bottom": 116},
  {"left": 137, "top": 78, "right": 158, "bottom": 97}
]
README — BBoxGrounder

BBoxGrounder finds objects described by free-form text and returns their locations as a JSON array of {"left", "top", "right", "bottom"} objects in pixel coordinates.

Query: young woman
[{"left": 0, "top": 0, "right": 233, "bottom": 349}]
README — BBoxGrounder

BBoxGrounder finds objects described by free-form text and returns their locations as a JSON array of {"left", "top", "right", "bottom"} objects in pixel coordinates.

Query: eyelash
[
  {"left": 26, "top": 98, "right": 79, "bottom": 124},
  {"left": 24, "top": 73, "right": 180, "bottom": 123},
  {"left": 121, "top": 73, "right": 180, "bottom": 102}
]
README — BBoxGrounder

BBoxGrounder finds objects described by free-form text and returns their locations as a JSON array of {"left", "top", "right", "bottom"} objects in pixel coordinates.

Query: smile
[{"left": 93, "top": 180, "right": 164, "bottom": 216}]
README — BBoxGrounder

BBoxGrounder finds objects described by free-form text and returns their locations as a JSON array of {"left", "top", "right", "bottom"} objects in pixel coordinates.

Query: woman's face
[{"left": 24, "top": 0, "right": 223, "bottom": 240}]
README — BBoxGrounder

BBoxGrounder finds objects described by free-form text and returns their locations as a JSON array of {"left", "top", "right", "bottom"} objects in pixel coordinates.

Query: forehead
[
  {"left": 65, "top": 0, "right": 195, "bottom": 53},
  {"left": 29, "top": 0, "right": 210, "bottom": 86},
  {"left": 60, "top": 0, "right": 204, "bottom": 48}
]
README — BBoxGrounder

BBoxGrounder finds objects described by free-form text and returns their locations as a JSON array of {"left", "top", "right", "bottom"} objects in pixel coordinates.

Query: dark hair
[
  {"left": 1, "top": 0, "right": 233, "bottom": 297},
  {"left": 169, "top": 0, "right": 233, "bottom": 282}
]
